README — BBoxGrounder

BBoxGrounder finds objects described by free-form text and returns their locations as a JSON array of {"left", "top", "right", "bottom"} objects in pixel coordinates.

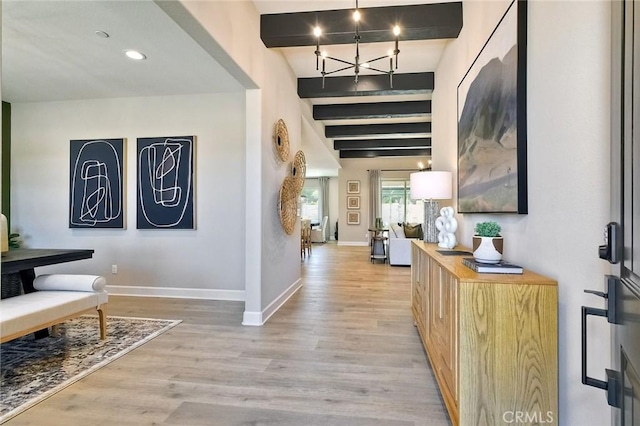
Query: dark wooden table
[
  {"left": 1, "top": 248, "right": 94, "bottom": 275},
  {"left": 1, "top": 248, "right": 94, "bottom": 338}
]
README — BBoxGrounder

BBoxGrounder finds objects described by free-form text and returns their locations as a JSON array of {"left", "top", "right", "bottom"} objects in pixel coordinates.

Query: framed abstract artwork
[
  {"left": 347, "top": 180, "right": 360, "bottom": 194},
  {"left": 347, "top": 211, "right": 360, "bottom": 225},
  {"left": 347, "top": 196, "right": 360, "bottom": 210},
  {"left": 69, "top": 139, "right": 125, "bottom": 228},
  {"left": 137, "top": 136, "right": 195, "bottom": 229},
  {"left": 457, "top": 0, "right": 528, "bottom": 213}
]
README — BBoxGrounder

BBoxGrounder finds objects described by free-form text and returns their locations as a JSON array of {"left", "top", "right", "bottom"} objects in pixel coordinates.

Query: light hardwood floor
[{"left": 6, "top": 243, "right": 450, "bottom": 425}]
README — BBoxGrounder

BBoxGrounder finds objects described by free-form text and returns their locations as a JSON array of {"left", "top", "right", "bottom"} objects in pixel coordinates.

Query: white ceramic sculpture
[{"left": 435, "top": 206, "right": 457, "bottom": 249}]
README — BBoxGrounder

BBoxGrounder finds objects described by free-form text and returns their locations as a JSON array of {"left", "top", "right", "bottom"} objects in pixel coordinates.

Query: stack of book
[{"left": 462, "top": 258, "right": 523, "bottom": 274}]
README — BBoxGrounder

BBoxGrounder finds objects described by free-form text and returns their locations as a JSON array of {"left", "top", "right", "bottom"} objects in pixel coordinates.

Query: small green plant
[
  {"left": 474, "top": 221, "right": 501, "bottom": 237},
  {"left": 9, "top": 233, "right": 21, "bottom": 249}
]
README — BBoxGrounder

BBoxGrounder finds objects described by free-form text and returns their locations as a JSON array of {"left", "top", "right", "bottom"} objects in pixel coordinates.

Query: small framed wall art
[
  {"left": 347, "top": 196, "right": 360, "bottom": 210},
  {"left": 347, "top": 180, "right": 360, "bottom": 194},
  {"left": 347, "top": 211, "right": 360, "bottom": 225}
]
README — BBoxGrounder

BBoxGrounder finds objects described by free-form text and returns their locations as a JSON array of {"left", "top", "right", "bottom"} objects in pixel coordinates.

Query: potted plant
[{"left": 472, "top": 221, "right": 503, "bottom": 264}]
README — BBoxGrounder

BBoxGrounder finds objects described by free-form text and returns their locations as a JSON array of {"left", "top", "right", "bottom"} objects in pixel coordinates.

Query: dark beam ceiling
[
  {"left": 260, "top": 2, "right": 463, "bottom": 48},
  {"left": 340, "top": 148, "right": 432, "bottom": 159},
  {"left": 314, "top": 100, "right": 431, "bottom": 120},
  {"left": 326, "top": 122, "right": 430, "bottom": 139},
  {"left": 298, "top": 72, "right": 434, "bottom": 98},
  {"left": 261, "top": 2, "right": 461, "bottom": 161},
  {"left": 334, "top": 138, "right": 431, "bottom": 150}
]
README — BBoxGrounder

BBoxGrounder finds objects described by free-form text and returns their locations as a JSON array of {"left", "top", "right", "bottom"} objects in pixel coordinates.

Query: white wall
[
  {"left": 432, "top": 1, "right": 611, "bottom": 424},
  {"left": 11, "top": 93, "right": 247, "bottom": 300},
  {"left": 338, "top": 157, "right": 425, "bottom": 244},
  {"left": 259, "top": 49, "right": 302, "bottom": 313},
  {"left": 164, "top": 1, "right": 304, "bottom": 323}
]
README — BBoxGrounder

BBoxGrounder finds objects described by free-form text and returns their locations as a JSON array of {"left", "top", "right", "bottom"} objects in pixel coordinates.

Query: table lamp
[{"left": 410, "top": 171, "right": 453, "bottom": 243}]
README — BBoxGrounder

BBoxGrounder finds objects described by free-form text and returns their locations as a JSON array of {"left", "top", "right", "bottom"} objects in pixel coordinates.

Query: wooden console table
[{"left": 411, "top": 241, "right": 558, "bottom": 426}]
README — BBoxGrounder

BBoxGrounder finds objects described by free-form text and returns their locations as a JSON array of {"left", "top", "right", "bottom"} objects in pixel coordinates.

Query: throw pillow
[
  {"left": 390, "top": 223, "right": 405, "bottom": 238},
  {"left": 404, "top": 223, "right": 423, "bottom": 239}
]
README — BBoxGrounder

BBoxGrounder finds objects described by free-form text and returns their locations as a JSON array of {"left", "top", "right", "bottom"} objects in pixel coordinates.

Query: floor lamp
[{"left": 409, "top": 171, "right": 453, "bottom": 243}]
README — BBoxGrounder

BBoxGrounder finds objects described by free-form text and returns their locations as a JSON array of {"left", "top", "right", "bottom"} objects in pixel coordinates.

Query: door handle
[
  {"left": 581, "top": 276, "right": 622, "bottom": 408},
  {"left": 584, "top": 275, "right": 620, "bottom": 324}
]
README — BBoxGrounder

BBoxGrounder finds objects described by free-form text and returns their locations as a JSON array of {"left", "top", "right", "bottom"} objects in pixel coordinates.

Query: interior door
[{"left": 612, "top": 1, "right": 640, "bottom": 425}]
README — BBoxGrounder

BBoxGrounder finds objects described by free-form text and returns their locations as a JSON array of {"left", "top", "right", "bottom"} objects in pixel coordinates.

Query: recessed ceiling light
[
  {"left": 94, "top": 30, "right": 110, "bottom": 38},
  {"left": 124, "top": 50, "right": 146, "bottom": 61}
]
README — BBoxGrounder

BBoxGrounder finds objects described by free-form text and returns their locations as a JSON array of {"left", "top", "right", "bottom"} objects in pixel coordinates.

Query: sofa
[
  {"left": 0, "top": 274, "right": 108, "bottom": 343},
  {"left": 311, "top": 215, "right": 329, "bottom": 243},
  {"left": 388, "top": 223, "right": 423, "bottom": 266}
]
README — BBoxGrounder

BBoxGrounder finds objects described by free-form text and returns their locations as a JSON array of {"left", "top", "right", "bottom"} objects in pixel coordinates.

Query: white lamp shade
[{"left": 410, "top": 171, "right": 453, "bottom": 200}]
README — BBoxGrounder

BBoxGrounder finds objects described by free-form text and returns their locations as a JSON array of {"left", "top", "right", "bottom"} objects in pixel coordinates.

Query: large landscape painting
[{"left": 457, "top": 0, "right": 527, "bottom": 213}]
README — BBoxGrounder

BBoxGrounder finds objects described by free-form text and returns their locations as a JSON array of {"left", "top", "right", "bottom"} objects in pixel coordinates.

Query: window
[
  {"left": 381, "top": 179, "right": 423, "bottom": 226},
  {"left": 300, "top": 182, "right": 320, "bottom": 223}
]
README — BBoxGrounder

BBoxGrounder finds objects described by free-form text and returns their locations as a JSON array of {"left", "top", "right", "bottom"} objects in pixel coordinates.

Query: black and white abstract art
[
  {"left": 69, "top": 139, "right": 124, "bottom": 228},
  {"left": 137, "top": 136, "right": 195, "bottom": 229}
]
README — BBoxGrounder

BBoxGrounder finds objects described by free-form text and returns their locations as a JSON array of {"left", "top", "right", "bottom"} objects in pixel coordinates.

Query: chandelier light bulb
[{"left": 313, "top": 0, "right": 400, "bottom": 89}]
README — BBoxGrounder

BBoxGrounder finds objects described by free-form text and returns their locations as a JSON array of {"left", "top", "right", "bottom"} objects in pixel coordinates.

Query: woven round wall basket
[
  {"left": 291, "top": 150, "right": 306, "bottom": 193},
  {"left": 274, "top": 119, "right": 290, "bottom": 162},
  {"left": 278, "top": 176, "right": 298, "bottom": 235}
]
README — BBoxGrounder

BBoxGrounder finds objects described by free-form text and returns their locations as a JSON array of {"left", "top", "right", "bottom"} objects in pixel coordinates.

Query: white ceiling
[
  {"left": 253, "top": 0, "right": 444, "bottom": 15},
  {"left": 1, "top": 0, "right": 243, "bottom": 103},
  {"left": 1, "top": 0, "right": 447, "bottom": 176}
]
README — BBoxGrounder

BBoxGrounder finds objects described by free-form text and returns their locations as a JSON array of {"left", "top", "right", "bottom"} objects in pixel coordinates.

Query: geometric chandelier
[{"left": 313, "top": 0, "right": 400, "bottom": 89}]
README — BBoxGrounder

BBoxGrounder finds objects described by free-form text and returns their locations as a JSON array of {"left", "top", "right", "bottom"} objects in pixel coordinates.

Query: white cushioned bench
[{"left": 0, "top": 274, "right": 108, "bottom": 343}]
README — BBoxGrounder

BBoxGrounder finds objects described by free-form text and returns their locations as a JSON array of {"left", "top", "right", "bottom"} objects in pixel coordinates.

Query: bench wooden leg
[{"left": 97, "top": 305, "right": 107, "bottom": 339}]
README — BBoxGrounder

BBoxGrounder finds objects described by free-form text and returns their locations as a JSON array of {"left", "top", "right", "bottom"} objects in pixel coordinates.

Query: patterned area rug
[{"left": 0, "top": 315, "right": 181, "bottom": 423}]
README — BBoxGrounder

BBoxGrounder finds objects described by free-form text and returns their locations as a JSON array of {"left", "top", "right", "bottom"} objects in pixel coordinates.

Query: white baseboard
[
  {"left": 337, "top": 241, "right": 369, "bottom": 246},
  {"left": 106, "top": 285, "right": 245, "bottom": 301},
  {"left": 242, "top": 277, "right": 303, "bottom": 326},
  {"left": 242, "top": 311, "right": 263, "bottom": 326}
]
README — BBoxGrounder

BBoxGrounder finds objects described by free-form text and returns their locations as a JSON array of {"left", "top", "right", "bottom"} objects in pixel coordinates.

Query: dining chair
[{"left": 301, "top": 219, "right": 312, "bottom": 258}]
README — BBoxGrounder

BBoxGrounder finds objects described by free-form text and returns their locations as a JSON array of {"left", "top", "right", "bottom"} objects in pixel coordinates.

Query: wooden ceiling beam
[
  {"left": 339, "top": 148, "right": 431, "bottom": 158},
  {"left": 334, "top": 138, "right": 431, "bottom": 150},
  {"left": 260, "top": 2, "right": 463, "bottom": 48},
  {"left": 314, "top": 101, "right": 431, "bottom": 120},
  {"left": 298, "top": 72, "right": 433, "bottom": 98},
  {"left": 326, "top": 122, "right": 430, "bottom": 138}
]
